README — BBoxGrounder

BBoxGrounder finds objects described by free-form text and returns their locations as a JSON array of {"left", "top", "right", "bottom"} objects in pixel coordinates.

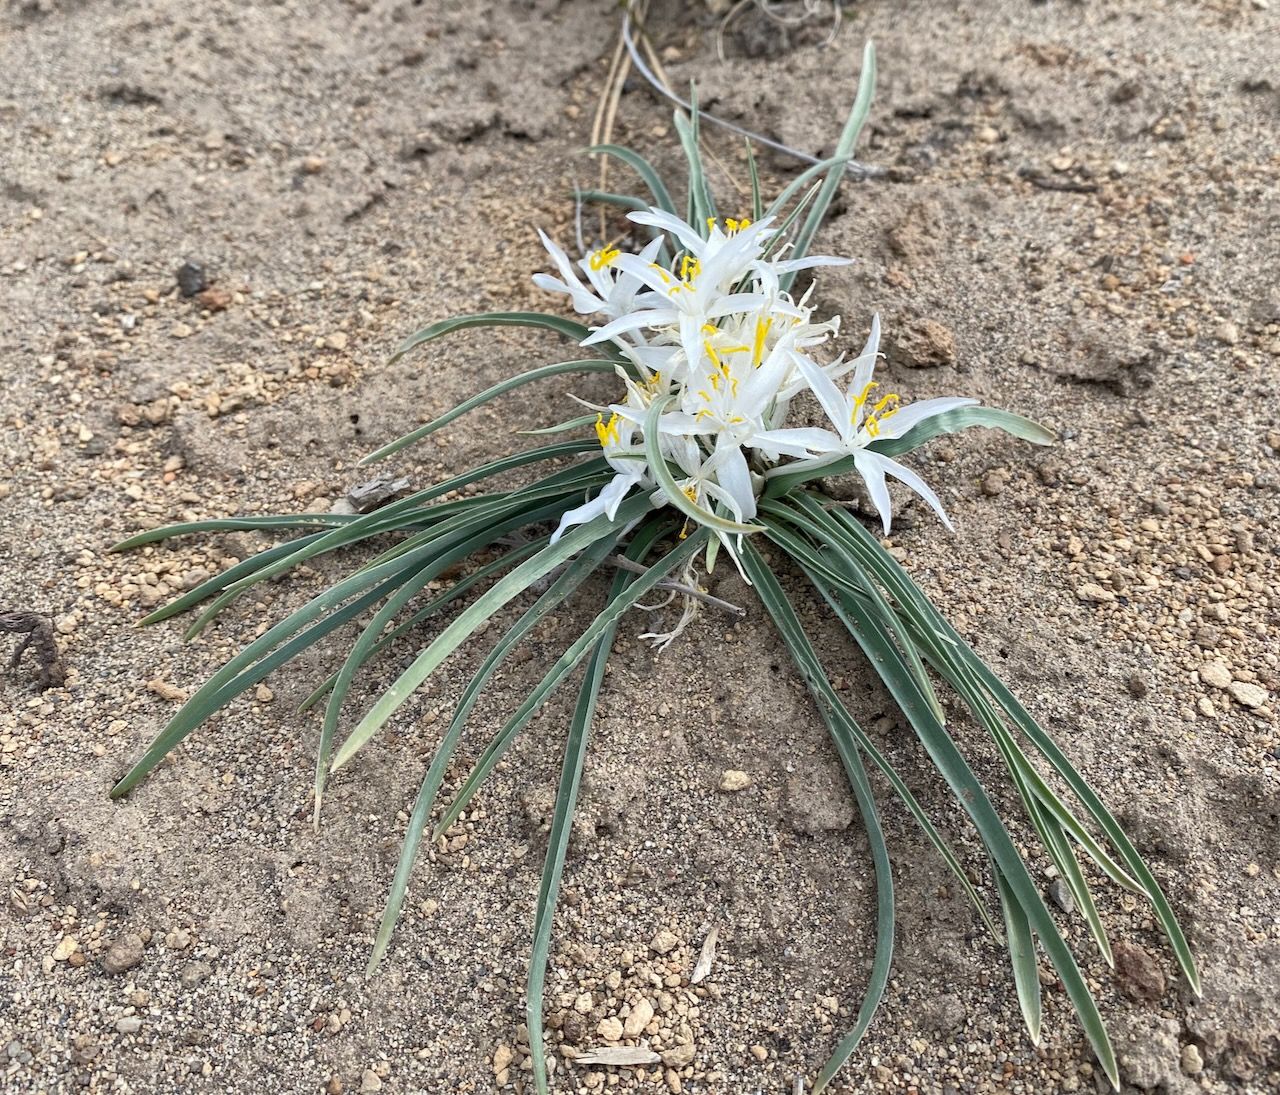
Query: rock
[
  {"left": 101, "top": 934, "right": 144, "bottom": 975},
  {"left": 164, "top": 927, "right": 192, "bottom": 951},
  {"left": 176, "top": 261, "right": 207, "bottom": 297},
  {"left": 196, "top": 287, "right": 232, "bottom": 312},
  {"left": 888, "top": 317, "right": 957, "bottom": 368},
  {"left": 623, "top": 997, "right": 654, "bottom": 1038},
  {"left": 326, "top": 331, "right": 349, "bottom": 351},
  {"left": 1181, "top": 1043, "right": 1204, "bottom": 1075},
  {"left": 358, "top": 1070, "right": 382, "bottom": 1093},
  {"left": 147, "top": 679, "right": 188, "bottom": 703},
  {"left": 180, "top": 961, "right": 213, "bottom": 988},
  {"left": 302, "top": 156, "right": 327, "bottom": 175},
  {"left": 1126, "top": 672, "right": 1150, "bottom": 698},
  {"left": 1117, "top": 1016, "right": 1183, "bottom": 1090},
  {"left": 918, "top": 993, "right": 967, "bottom": 1035},
  {"left": 1114, "top": 940, "right": 1166, "bottom": 1001},
  {"left": 52, "top": 935, "right": 79, "bottom": 962},
  {"left": 597, "top": 1016, "right": 624, "bottom": 1042},
  {"left": 784, "top": 770, "right": 855, "bottom": 835},
  {"left": 662, "top": 1043, "right": 696, "bottom": 1068},
  {"left": 1048, "top": 879, "right": 1075, "bottom": 914},
  {"left": 749, "top": 1044, "right": 768, "bottom": 1062},
  {"left": 981, "top": 470, "right": 1007, "bottom": 497},
  {"left": 1076, "top": 583, "right": 1116, "bottom": 604},
  {"left": 492, "top": 1044, "right": 514, "bottom": 1073},
  {"left": 1214, "top": 320, "right": 1240, "bottom": 346},
  {"left": 1229, "top": 681, "right": 1268, "bottom": 709},
  {"left": 650, "top": 928, "right": 679, "bottom": 956},
  {"left": 718, "top": 769, "right": 752, "bottom": 792},
  {"left": 115, "top": 1017, "right": 143, "bottom": 1035},
  {"left": 1201, "top": 661, "right": 1233, "bottom": 689}
]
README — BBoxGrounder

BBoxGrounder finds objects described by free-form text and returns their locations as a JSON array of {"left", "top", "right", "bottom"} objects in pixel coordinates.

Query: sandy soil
[{"left": 2, "top": 1, "right": 1278, "bottom": 1093}]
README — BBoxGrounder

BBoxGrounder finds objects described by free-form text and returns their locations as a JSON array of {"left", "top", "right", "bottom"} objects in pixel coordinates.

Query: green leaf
[
  {"left": 387, "top": 311, "right": 596, "bottom": 366},
  {"left": 673, "top": 93, "right": 715, "bottom": 230},
  {"left": 642, "top": 394, "right": 763, "bottom": 536},
  {"left": 527, "top": 518, "right": 672, "bottom": 1093},
  {"left": 328, "top": 493, "right": 656, "bottom": 774},
  {"left": 360, "top": 360, "right": 623, "bottom": 465},
  {"left": 518, "top": 413, "right": 598, "bottom": 437},
  {"left": 297, "top": 538, "right": 545, "bottom": 715},
  {"left": 762, "top": 153, "right": 854, "bottom": 223},
  {"left": 315, "top": 495, "right": 584, "bottom": 814},
  {"left": 868, "top": 407, "right": 1057, "bottom": 459},
  {"left": 781, "top": 41, "right": 876, "bottom": 290},
  {"left": 745, "top": 138, "right": 763, "bottom": 223},
  {"left": 995, "top": 868, "right": 1043, "bottom": 1046},
  {"left": 365, "top": 528, "right": 624, "bottom": 973},
  {"left": 430, "top": 528, "right": 706, "bottom": 839},
  {"left": 584, "top": 144, "right": 677, "bottom": 215},
  {"left": 112, "top": 514, "right": 354, "bottom": 553},
  {"left": 739, "top": 545, "right": 895, "bottom": 1094}
]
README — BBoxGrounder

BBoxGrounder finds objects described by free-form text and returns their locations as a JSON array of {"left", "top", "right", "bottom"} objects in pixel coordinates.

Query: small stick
[{"left": 605, "top": 555, "right": 746, "bottom": 616}]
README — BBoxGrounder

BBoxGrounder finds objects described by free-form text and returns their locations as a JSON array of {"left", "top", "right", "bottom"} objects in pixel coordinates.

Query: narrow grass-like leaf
[
  {"left": 518, "top": 413, "right": 598, "bottom": 437},
  {"left": 527, "top": 518, "right": 671, "bottom": 1093},
  {"left": 762, "top": 154, "right": 853, "bottom": 223},
  {"left": 430, "top": 528, "right": 706, "bottom": 837},
  {"left": 869, "top": 407, "right": 1057, "bottom": 459},
  {"left": 387, "top": 311, "right": 597, "bottom": 366},
  {"left": 745, "top": 139, "right": 763, "bottom": 222},
  {"left": 673, "top": 95, "right": 715, "bottom": 229},
  {"left": 298, "top": 539, "right": 544, "bottom": 715},
  {"left": 781, "top": 41, "right": 876, "bottom": 290},
  {"left": 365, "top": 528, "right": 625, "bottom": 972},
  {"left": 315, "top": 496, "right": 584, "bottom": 812},
  {"left": 361, "top": 360, "right": 622, "bottom": 466},
  {"left": 112, "top": 515, "right": 354, "bottom": 553},
  {"left": 328, "top": 494, "right": 657, "bottom": 774},
  {"left": 995, "top": 868, "right": 1043, "bottom": 1045},
  {"left": 585, "top": 144, "right": 677, "bottom": 215},
  {"left": 739, "top": 544, "right": 895, "bottom": 1094},
  {"left": 798, "top": 564, "right": 1118, "bottom": 1086}
]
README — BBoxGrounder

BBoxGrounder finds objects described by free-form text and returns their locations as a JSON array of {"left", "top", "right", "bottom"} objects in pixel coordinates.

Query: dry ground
[{"left": 1, "top": 1, "right": 1278, "bottom": 1093}]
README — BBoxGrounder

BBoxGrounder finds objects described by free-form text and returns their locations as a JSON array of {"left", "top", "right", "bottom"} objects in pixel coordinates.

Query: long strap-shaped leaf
[
  {"left": 298, "top": 539, "right": 545, "bottom": 716},
  {"left": 585, "top": 144, "right": 678, "bottom": 215},
  {"left": 779, "top": 41, "right": 876, "bottom": 292},
  {"left": 754, "top": 520, "right": 998, "bottom": 937},
  {"left": 364, "top": 528, "right": 625, "bottom": 972},
  {"left": 328, "top": 493, "right": 657, "bottom": 774},
  {"left": 806, "top": 567, "right": 1119, "bottom": 1086},
  {"left": 429, "top": 528, "right": 707, "bottom": 838},
  {"left": 739, "top": 543, "right": 895, "bottom": 1094},
  {"left": 527, "top": 518, "right": 673, "bottom": 1094},
  {"left": 642, "top": 394, "right": 763, "bottom": 536},
  {"left": 315, "top": 496, "right": 586, "bottom": 815},
  {"left": 359, "top": 360, "right": 623, "bottom": 466},
  {"left": 820, "top": 500, "right": 1198, "bottom": 996},
  {"left": 387, "top": 311, "right": 596, "bottom": 366}
]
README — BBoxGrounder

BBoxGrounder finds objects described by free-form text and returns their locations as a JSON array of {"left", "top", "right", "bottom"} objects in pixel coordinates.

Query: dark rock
[
  {"left": 1048, "top": 879, "right": 1075, "bottom": 914},
  {"left": 176, "top": 261, "right": 207, "bottom": 297}
]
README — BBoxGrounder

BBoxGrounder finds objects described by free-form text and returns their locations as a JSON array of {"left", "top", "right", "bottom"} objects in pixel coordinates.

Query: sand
[{"left": 1, "top": 1, "right": 1277, "bottom": 1093}]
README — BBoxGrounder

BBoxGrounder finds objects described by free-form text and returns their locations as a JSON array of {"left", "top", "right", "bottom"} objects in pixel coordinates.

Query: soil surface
[{"left": 2, "top": 2, "right": 1278, "bottom": 1094}]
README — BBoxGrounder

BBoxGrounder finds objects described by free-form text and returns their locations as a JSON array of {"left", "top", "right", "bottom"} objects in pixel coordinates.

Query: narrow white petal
[
  {"left": 877, "top": 397, "right": 979, "bottom": 439},
  {"left": 854, "top": 450, "right": 894, "bottom": 534},
  {"left": 878, "top": 455, "right": 954, "bottom": 532}
]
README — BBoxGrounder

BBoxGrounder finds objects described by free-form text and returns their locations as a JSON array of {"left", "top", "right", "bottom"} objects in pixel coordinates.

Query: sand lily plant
[{"left": 111, "top": 43, "right": 1197, "bottom": 1092}]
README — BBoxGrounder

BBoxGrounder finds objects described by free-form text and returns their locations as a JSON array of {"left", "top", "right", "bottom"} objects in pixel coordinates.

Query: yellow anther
[
  {"left": 701, "top": 323, "right": 718, "bottom": 335},
  {"left": 594, "top": 412, "right": 621, "bottom": 448},
  {"left": 752, "top": 317, "right": 773, "bottom": 366},
  {"left": 679, "top": 254, "right": 702, "bottom": 283},
  {"left": 589, "top": 246, "right": 620, "bottom": 271},
  {"left": 706, "top": 216, "right": 717, "bottom": 234}
]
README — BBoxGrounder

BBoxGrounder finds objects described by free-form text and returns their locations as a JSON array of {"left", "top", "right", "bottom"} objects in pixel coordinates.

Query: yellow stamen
[
  {"left": 752, "top": 317, "right": 773, "bottom": 366},
  {"left": 680, "top": 254, "right": 701, "bottom": 283},
  {"left": 589, "top": 246, "right": 620, "bottom": 271},
  {"left": 594, "top": 412, "right": 621, "bottom": 448}
]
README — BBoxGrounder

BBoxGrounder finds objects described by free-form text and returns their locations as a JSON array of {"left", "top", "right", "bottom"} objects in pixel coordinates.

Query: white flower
[
  {"left": 531, "top": 207, "right": 982, "bottom": 552},
  {"left": 785, "top": 315, "right": 978, "bottom": 532}
]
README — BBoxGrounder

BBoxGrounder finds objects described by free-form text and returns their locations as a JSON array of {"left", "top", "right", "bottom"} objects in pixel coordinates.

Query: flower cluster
[{"left": 535, "top": 208, "right": 977, "bottom": 554}]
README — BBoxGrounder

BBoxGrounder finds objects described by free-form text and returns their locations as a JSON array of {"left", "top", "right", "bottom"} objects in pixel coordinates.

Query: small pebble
[{"left": 719, "top": 769, "right": 752, "bottom": 792}]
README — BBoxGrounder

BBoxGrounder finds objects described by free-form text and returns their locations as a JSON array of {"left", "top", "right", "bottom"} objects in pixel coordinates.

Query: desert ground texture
[{"left": 1, "top": 1, "right": 1278, "bottom": 1093}]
